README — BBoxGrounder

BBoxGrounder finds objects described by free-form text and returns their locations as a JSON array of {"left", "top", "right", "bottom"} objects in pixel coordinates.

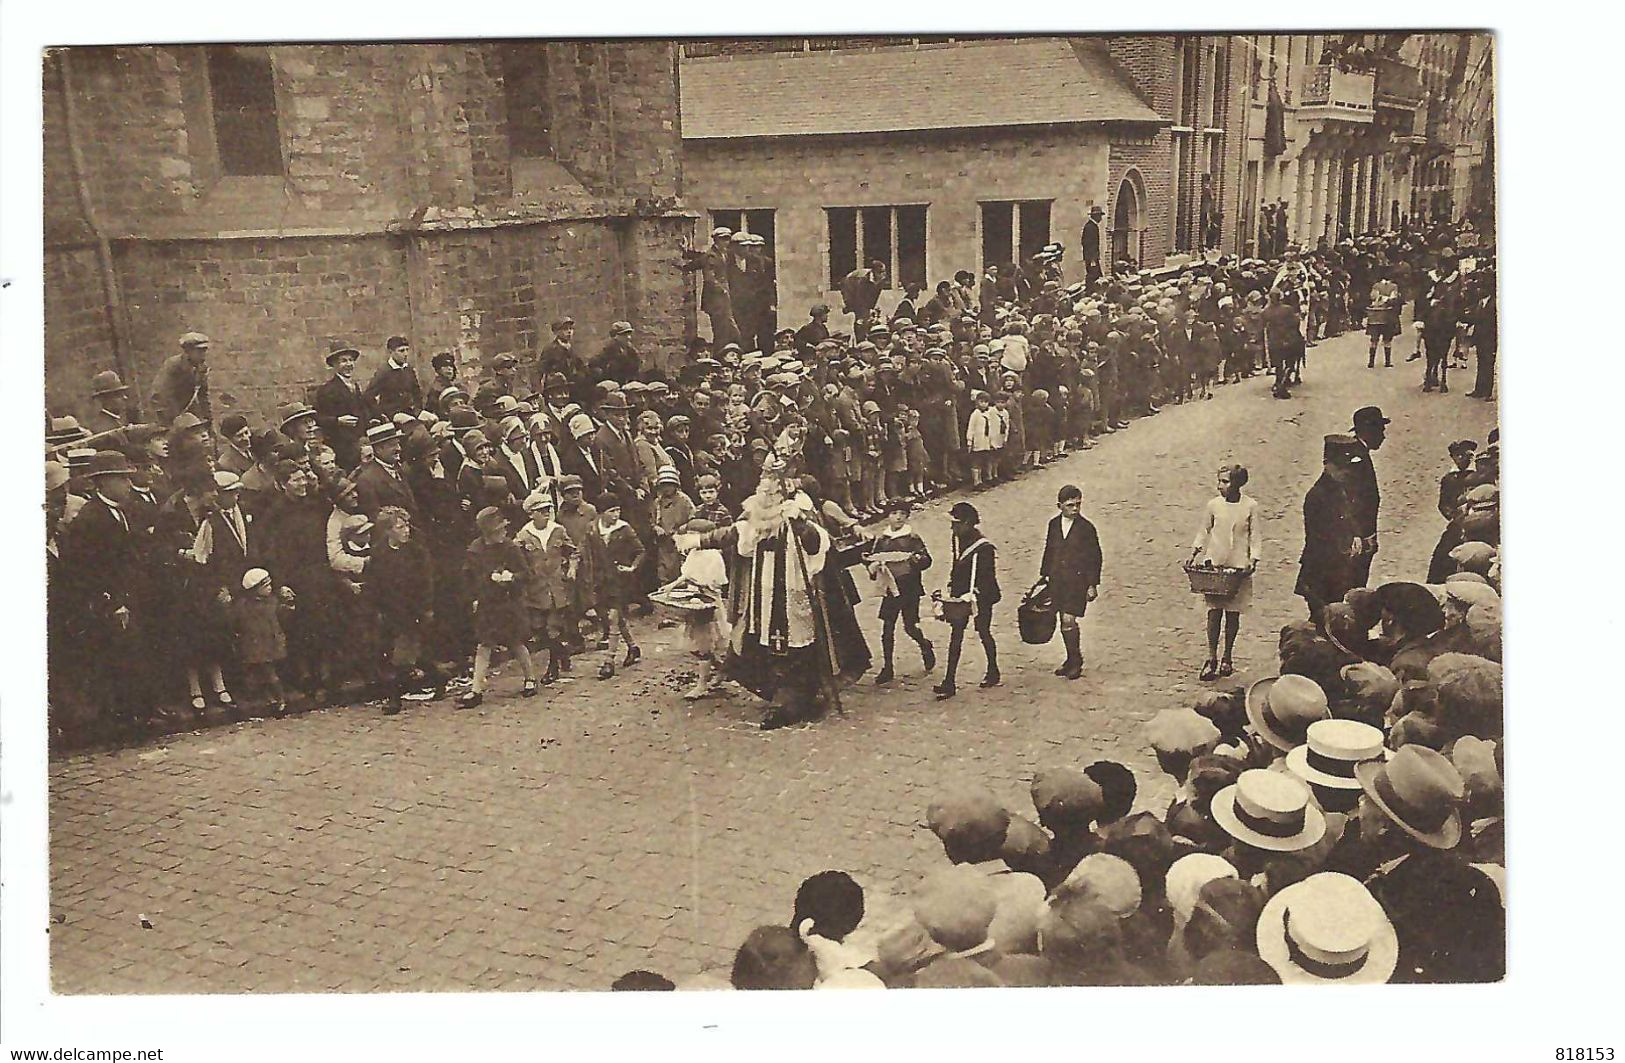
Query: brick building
[
  {"left": 1231, "top": 32, "right": 1490, "bottom": 254},
  {"left": 677, "top": 35, "right": 1251, "bottom": 328},
  {"left": 43, "top": 41, "right": 696, "bottom": 420}
]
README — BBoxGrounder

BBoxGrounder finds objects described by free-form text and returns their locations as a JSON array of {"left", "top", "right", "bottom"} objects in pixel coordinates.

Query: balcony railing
[
  {"left": 1373, "top": 57, "right": 1425, "bottom": 110},
  {"left": 1299, "top": 64, "right": 1376, "bottom": 121}
]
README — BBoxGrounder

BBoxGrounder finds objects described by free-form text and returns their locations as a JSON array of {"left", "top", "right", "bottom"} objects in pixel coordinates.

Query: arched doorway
[{"left": 1111, "top": 173, "right": 1143, "bottom": 270}]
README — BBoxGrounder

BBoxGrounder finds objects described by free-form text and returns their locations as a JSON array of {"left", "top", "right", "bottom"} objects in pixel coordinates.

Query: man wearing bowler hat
[
  {"left": 312, "top": 345, "right": 373, "bottom": 470},
  {"left": 83, "top": 369, "right": 137, "bottom": 437},
  {"left": 151, "top": 332, "right": 213, "bottom": 427},
  {"left": 1348, "top": 406, "right": 1388, "bottom": 588},
  {"left": 1296, "top": 435, "right": 1366, "bottom": 626},
  {"left": 354, "top": 421, "right": 418, "bottom": 520}
]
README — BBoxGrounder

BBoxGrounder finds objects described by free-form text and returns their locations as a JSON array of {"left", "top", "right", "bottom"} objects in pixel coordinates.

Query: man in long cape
[{"left": 678, "top": 457, "right": 865, "bottom": 729}]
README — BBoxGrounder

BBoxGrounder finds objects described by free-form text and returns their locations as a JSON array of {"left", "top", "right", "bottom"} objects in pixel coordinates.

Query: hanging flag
[{"left": 1265, "top": 82, "right": 1288, "bottom": 158}]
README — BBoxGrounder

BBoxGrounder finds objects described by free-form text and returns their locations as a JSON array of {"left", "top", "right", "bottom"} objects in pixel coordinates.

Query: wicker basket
[{"left": 1183, "top": 562, "right": 1248, "bottom": 597}]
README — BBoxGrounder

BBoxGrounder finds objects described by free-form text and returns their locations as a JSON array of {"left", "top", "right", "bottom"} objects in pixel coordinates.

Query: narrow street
[{"left": 48, "top": 328, "right": 1498, "bottom": 993}]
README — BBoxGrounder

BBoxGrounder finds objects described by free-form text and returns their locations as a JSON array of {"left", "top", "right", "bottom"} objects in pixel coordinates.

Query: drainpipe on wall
[{"left": 55, "top": 50, "right": 141, "bottom": 413}]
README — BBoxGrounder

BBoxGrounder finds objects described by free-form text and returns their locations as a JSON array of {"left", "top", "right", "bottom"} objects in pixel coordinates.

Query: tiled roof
[{"left": 681, "top": 38, "right": 1164, "bottom": 140}]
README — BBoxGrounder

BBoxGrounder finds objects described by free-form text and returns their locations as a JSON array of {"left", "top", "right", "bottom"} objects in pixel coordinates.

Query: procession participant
[
  {"left": 934, "top": 501, "right": 1000, "bottom": 700},
  {"left": 515, "top": 490, "right": 576, "bottom": 685},
  {"left": 1365, "top": 270, "right": 1402, "bottom": 368},
  {"left": 865, "top": 498, "right": 935, "bottom": 686},
  {"left": 312, "top": 345, "right": 372, "bottom": 470},
  {"left": 1261, "top": 289, "right": 1302, "bottom": 399},
  {"left": 1464, "top": 268, "right": 1497, "bottom": 401},
  {"left": 459, "top": 506, "right": 538, "bottom": 708},
  {"left": 83, "top": 369, "right": 136, "bottom": 437},
  {"left": 1189, "top": 465, "right": 1260, "bottom": 680},
  {"left": 1295, "top": 436, "right": 1367, "bottom": 626},
  {"left": 1421, "top": 273, "right": 1457, "bottom": 393},
  {"left": 675, "top": 460, "right": 855, "bottom": 729},
  {"left": 1348, "top": 406, "right": 1388, "bottom": 589},
  {"left": 1037, "top": 484, "right": 1103, "bottom": 681},
  {"left": 150, "top": 332, "right": 213, "bottom": 427}
]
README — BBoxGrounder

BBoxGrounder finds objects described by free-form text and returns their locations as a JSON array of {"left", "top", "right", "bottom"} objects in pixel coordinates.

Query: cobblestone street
[{"left": 48, "top": 328, "right": 1497, "bottom": 993}]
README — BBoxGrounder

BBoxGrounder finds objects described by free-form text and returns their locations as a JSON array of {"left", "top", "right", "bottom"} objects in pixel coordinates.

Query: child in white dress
[{"left": 1189, "top": 465, "right": 1261, "bottom": 680}]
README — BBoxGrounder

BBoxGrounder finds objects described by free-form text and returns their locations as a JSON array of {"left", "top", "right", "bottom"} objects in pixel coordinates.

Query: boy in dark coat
[
  {"left": 1037, "top": 484, "right": 1104, "bottom": 680},
  {"left": 865, "top": 499, "right": 935, "bottom": 685},
  {"left": 935, "top": 501, "right": 1000, "bottom": 700}
]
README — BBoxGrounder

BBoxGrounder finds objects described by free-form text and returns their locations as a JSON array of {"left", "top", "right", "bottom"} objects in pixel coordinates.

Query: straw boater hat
[
  {"left": 1256, "top": 872, "right": 1398, "bottom": 985},
  {"left": 1354, "top": 745, "right": 1465, "bottom": 850},
  {"left": 1245, "top": 674, "right": 1332, "bottom": 753},
  {"left": 1210, "top": 769, "right": 1327, "bottom": 853},
  {"left": 1285, "top": 719, "right": 1389, "bottom": 792}
]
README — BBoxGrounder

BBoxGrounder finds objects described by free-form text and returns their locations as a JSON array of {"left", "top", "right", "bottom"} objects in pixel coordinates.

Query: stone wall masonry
[
  {"left": 55, "top": 214, "right": 697, "bottom": 424},
  {"left": 44, "top": 249, "right": 121, "bottom": 416},
  {"left": 112, "top": 236, "right": 411, "bottom": 419},
  {"left": 56, "top": 47, "right": 198, "bottom": 223},
  {"left": 274, "top": 45, "right": 413, "bottom": 216},
  {"left": 685, "top": 127, "right": 1112, "bottom": 321}
]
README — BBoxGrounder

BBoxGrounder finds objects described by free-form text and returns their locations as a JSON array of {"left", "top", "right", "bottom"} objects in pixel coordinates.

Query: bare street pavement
[{"left": 48, "top": 327, "right": 1497, "bottom": 993}]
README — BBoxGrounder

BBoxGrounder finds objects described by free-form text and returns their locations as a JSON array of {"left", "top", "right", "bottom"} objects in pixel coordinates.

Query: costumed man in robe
[{"left": 675, "top": 452, "right": 866, "bottom": 730}]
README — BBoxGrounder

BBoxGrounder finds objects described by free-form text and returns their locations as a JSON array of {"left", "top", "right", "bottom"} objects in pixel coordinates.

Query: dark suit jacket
[
  {"left": 312, "top": 374, "right": 373, "bottom": 470},
  {"left": 593, "top": 422, "right": 637, "bottom": 497},
  {"left": 561, "top": 439, "right": 606, "bottom": 501},
  {"left": 1039, "top": 513, "right": 1103, "bottom": 615},
  {"left": 59, "top": 496, "right": 143, "bottom": 618},
  {"left": 353, "top": 459, "right": 419, "bottom": 519}
]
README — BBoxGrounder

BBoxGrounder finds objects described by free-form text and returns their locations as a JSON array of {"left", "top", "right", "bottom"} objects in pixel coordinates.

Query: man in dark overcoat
[
  {"left": 1296, "top": 435, "right": 1366, "bottom": 626},
  {"left": 1036, "top": 483, "right": 1103, "bottom": 680},
  {"left": 58, "top": 450, "right": 158, "bottom": 732}
]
